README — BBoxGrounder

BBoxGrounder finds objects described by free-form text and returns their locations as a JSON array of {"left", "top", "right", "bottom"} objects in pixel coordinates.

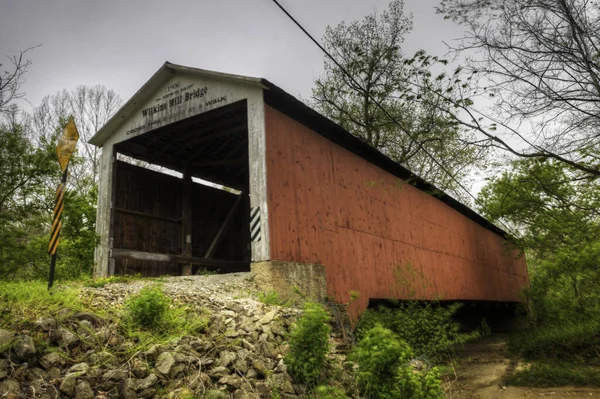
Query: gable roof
[{"left": 90, "top": 62, "right": 510, "bottom": 239}]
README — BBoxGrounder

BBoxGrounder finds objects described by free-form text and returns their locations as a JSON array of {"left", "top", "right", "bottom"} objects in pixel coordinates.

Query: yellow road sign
[{"left": 57, "top": 116, "right": 80, "bottom": 173}]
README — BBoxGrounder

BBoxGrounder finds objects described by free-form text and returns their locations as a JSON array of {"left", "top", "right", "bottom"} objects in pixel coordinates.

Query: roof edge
[{"left": 89, "top": 62, "right": 267, "bottom": 146}]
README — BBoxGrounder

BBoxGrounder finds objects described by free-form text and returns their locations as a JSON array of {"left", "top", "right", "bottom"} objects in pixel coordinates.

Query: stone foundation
[{"left": 251, "top": 261, "right": 327, "bottom": 302}]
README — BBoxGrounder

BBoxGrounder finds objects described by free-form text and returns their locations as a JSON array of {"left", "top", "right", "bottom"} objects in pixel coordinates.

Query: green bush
[
  {"left": 285, "top": 302, "right": 331, "bottom": 387},
  {"left": 125, "top": 285, "right": 170, "bottom": 329},
  {"left": 356, "top": 302, "right": 481, "bottom": 361},
  {"left": 314, "top": 385, "right": 349, "bottom": 399},
  {"left": 350, "top": 324, "right": 442, "bottom": 399},
  {"left": 350, "top": 324, "right": 411, "bottom": 399}
]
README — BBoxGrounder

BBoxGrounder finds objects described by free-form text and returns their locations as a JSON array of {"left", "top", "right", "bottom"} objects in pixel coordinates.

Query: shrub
[
  {"left": 314, "top": 385, "right": 349, "bottom": 399},
  {"left": 351, "top": 324, "right": 442, "bottom": 399},
  {"left": 356, "top": 302, "right": 481, "bottom": 360},
  {"left": 285, "top": 302, "right": 331, "bottom": 387},
  {"left": 125, "top": 285, "right": 170, "bottom": 329},
  {"left": 350, "top": 324, "right": 412, "bottom": 399}
]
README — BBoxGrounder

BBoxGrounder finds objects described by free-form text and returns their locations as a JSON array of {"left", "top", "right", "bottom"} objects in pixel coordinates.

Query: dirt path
[{"left": 445, "top": 334, "right": 600, "bottom": 399}]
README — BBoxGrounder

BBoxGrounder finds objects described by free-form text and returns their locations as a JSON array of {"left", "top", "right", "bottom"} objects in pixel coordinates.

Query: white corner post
[{"left": 247, "top": 92, "right": 270, "bottom": 262}]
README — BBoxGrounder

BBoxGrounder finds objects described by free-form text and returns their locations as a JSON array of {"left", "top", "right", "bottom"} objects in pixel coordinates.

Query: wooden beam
[
  {"left": 205, "top": 193, "right": 244, "bottom": 259},
  {"left": 181, "top": 168, "right": 193, "bottom": 276},
  {"left": 111, "top": 248, "right": 247, "bottom": 269},
  {"left": 189, "top": 158, "right": 247, "bottom": 168},
  {"left": 114, "top": 207, "right": 181, "bottom": 223},
  {"left": 185, "top": 126, "right": 247, "bottom": 163}
]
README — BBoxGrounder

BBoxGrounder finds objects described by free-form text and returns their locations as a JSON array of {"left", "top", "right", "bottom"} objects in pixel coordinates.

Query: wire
[{"left": 269, "top": 0, "right": 521, "bottom": 239}]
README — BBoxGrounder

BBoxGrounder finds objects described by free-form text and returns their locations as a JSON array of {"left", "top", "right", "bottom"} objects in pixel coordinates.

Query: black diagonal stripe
[
  {"left": 250, "top": 207, "right": 260, "bottom": 220},
  {"left": 251, "top": 217, "right": 261, "bottom": 232},
  {"left": 251, "top": 227, "right": 261, "bottom": 241}
]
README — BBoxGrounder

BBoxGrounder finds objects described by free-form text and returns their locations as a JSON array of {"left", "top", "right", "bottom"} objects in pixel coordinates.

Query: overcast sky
[{"left": 1, "top": 0, "right": 465, "bottom": 109}]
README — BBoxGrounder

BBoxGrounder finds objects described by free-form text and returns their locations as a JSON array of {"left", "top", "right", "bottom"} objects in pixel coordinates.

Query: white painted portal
[{"left": 93, "top": 67, "right": 270, "bottom": 277}]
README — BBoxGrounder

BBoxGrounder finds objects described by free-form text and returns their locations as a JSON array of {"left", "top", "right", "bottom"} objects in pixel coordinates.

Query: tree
[
  {"left": 0, "top": 49, "right": 33, "bottom": 117},
  {"left": 312, "top": 0, "right": 483, "bottom": 197},
  {"left": 28, "top": 85, "right": 122, "bottom": 185},
  {"left": 435, "top": 0, "right": 600, "bottom": 178},
  {"left": 477, "top": 159, "right": 600, "bottom": 321}
]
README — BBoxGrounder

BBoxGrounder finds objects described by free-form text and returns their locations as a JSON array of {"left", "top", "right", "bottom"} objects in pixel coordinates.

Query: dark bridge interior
[{"left": 108, "top": 100, "right": 251, "bottom": 276}]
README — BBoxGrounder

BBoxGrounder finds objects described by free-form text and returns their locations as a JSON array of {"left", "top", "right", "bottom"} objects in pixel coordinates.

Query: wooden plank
[
  {"left": 181, "top": 168, "right": 193, "bottom": 276},
  {"left": 114, "top": 207, "right": 182, "bottom": 223},
  {"left": 205, "top": 193, "right": 244, "bottom": 259},
  {"left": 111, "top": 248, "right": 246, "bottom": 269}
]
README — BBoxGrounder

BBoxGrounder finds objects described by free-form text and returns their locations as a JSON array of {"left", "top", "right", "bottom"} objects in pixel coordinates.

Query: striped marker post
[
  {"left": 48, "top": 116, "right": 79, "bottom": 290},
  {"left": 48, "top": 168, "right": 68, "bottom": 289}
]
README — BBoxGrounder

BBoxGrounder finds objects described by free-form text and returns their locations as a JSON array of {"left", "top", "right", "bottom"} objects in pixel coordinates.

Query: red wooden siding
[{"left": 264, "top": 106, "right": 529, "bottom": 316}]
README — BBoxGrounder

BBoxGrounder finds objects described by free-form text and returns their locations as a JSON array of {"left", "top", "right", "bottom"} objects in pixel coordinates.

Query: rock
[
  {"left": 103, "top": 369, "right": 127, "bottom": 381},
  {"left": 233, "top": 390, "right": 259, "bottom": 399},
  {"left": 204, "top": 389, "right": 228, "bottom": 399},
  {"left": 259, "top": 310, "right": 277, "bottom": 325},
  {"left": 0, "top": 359, "right": 9, "bottom": 379},
  {"left": 13, "top": 334, "right": 36, "bottom": 363},
  {"left": 137, "top": 373, "right": 158, "bottom": 391},
  {"left": 241, "top": 339, "right": 255, "bottom": 351},
  {"left": 59, "top": 328, "right": 80, "bottom": 349},
  {"left": 35, "top": 317, "right": 57, "bottom": 331},
  {"left": 166, "top": 387, "right": 195, "bottom": 399},
  {"left": 0, "top": 379, "right": 21, "bottom": 399},
  {"left": 155, "top": 352, "right": 175, "bottom": 376},
  {"left": 208, "top": 366, "right": 230, "bottom": 378},
  {"left": 0, "top": 329, "right": 15, "bottom": 353},
  {"left": 143, "top": 345, "right": 160, "bottom": 362},
  {"left": 218, "top": 351, "right": 236, "bottom": 368},
  {"left": 254, "top": 382, "right": 270, "bottom": 397},
  {"left": 246, "top": 368, "right": 258, "bottom": 379},
  {"left": 138, "top": 388, "right": 156, "bottom": 398},
  {"left": 60, "top": 373, "right": 78, "bottom": 395},
  {"left": 40, "top": 352, "right": 66, "bottom": 370},
  {"left": 233, "top": 358, "right": 249, "bottom": 374},
  {"left": 75, "top": 380, "right": 95, "bottom": 399},
  {"left": 131, "top": 357, "right": 148, "bottom": 378},
  {"left": 219, "top": 374, "right": 243, "bottom": 390},
  {"left": 251, "top": 358, "right": 269, "bottom": 376},
  {"left": 225, "top": 329, "right": 240, "bottom": 338},
  {"left": 68, "top": 362, "right": 89, "bottom": 375},
  {"left": 48, "top": 367, "right": 62, "bottom": 380},
  {"left": 274, "top": 359, "right": 287, "bottom": 373},
  {"left": 188, "top": 372, "right": 211, "bottom": 390},
  {"left": 268, "top": 373, "right": 294, "bottom": 394}
]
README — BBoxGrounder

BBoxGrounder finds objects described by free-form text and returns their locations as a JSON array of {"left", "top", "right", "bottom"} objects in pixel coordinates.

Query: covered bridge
[{"left": 90, "top": 62, "right": 529, "bottom": 315}]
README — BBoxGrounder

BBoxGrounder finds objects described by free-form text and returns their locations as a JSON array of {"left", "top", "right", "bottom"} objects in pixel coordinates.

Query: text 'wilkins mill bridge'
[{"left": 89, "top": 62, "right": 529, "bottom": 317}]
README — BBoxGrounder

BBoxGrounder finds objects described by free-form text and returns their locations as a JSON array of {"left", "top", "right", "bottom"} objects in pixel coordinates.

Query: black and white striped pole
[{"left": 48, "top": 116, "right": 79, "bottom": 290}]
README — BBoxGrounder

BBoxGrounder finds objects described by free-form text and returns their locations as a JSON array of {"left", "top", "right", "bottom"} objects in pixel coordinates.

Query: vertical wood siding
[{"left": 264, "top": 106, "right": 529, "bottom": 316}]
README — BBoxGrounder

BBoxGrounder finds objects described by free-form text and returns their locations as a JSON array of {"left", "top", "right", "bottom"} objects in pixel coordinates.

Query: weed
[
  {"left": 350, "top": 324, "right": 442, "bottom": 399},
  {"left": 258, "top": 291, "right": 291, "bottom": 307},
  {"left": 356, "top": 302, "right": 482, "bottom": 361},
  {"left": 286, "top": 302, "right": 331, "bottom": 387},
  {"left": 85, "top": 274, "right": 143, "bottom": 288},
  {"left": 509, "top": 361, "right": 600, "bottom": 387},
  {"left": 509, "top": 319, "right": 600, "bottom": 364},
  {"left": 125, "top": 285, "right": 170, "bottom": 329},
  {"left": 314, "top": 385, "right": 349, "bottom": 399}
]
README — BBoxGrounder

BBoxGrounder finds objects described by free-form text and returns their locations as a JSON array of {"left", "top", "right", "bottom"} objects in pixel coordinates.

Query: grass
[
  {"left": 0, "top": 279, "right": 210, "bottom": 359},
  {"left": 0, "top": 280, "right": 87, "bottom": 329},
  {"left": 509, "top": 361, "right": 600, "bottom": 387},
  {"left": 84, "top": 274, "right": 145, "bottom": 288},
  {"left": 258, "top": 290, "right": 292, "bottom": 307}
]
